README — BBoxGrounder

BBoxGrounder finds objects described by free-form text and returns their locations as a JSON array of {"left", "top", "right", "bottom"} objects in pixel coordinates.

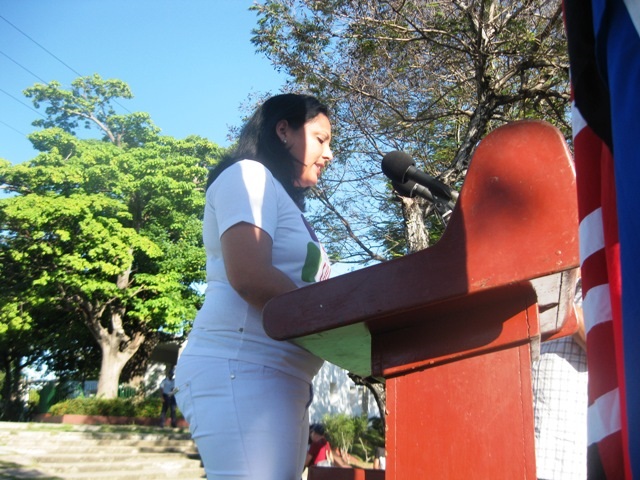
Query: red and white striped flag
[{"left": 563, "top": 0, "right": 640, "bottom": 478}]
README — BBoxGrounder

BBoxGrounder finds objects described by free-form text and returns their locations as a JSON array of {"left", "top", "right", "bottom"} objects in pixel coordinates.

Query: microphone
[
  {"left": 391, "top": 179, "right": 434, "bottom": 201},
  {"left": 381, "top": 151, "right": 455, "bottom": 201},
  {"left": 392, "top": 178, "right": 455, "bottom": 220}
]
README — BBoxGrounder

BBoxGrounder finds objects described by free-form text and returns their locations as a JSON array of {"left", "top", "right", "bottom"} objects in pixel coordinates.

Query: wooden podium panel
[
  {"left": 263, "top": 120, "right": 580, "bottom": 479},
  {"left": 387, "top": 342, "right": 536, "bottom": 479},
  {"left": 379, "top": 283, "right": 540, "bottom": 478},
  {"left": 371, "top": 282, "right": 539, "bottom": 376}
]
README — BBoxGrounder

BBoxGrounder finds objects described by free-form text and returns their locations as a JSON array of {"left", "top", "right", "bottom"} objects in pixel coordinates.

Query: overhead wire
[
  {"left": 0, "top": 119, "right": 26, "bottom": 136},
  {"left": 0, "top": 13, "right": 83, "bottom": 77},
  {"left": 0, "top": 50, "right": 49, "bottom": 84},
  {"left": 0, "top": 87, "right": 45, "bottom": 118},
  {"left": 0, "top": 12, "right": 132, "bottom": 126}
]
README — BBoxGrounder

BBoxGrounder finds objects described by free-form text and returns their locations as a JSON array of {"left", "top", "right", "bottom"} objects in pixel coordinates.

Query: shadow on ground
[{"left": 0, "top": 461, "right": 62, "bottom": 480}]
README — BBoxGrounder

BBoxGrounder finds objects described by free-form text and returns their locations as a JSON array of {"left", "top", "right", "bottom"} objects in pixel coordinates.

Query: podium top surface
[{"left": 263, "top": 120, "right": 579, "bottom": 377}]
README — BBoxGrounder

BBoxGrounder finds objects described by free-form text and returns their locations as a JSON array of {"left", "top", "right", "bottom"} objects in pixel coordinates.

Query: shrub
[
  {"left": 135, "top": 397, "right": 163, "bottom": 418},
  {"left": 323, "top": 413, "right": 357, "bottom": 452},
  {"left": 48, "top": 396, "right": 182, "bottom": 419},
  {"left": 49, "top": 397, "right": 136, "bottom": 417},
  {"left": 321, "top": 414, "right": 384, "bottom": 462}
]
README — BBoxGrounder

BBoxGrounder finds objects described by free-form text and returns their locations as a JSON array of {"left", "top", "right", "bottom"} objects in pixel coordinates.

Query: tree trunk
[
  {"left": 400, "top": 196, "right": 430, "bottom": 252},
  {"left": 0, "top": 353, "right": 24, "bottom": 420},
  {"left": 85, "top": 267, "right": 146, "bottom": 398},
  {"left": 93, "top": 308, "right": 145, "bottom": 398},
  {"left": 348, "top": 373, "right": 387, "bottom": 432},
  {"left": 96, "top": 339, "right": 130, "bottom": 398},
  {"left": 345, "top": 197, "right": 427, "bottom": 431}
]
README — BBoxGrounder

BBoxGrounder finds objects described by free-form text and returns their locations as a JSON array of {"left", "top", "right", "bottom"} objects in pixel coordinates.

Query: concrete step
[
  {"left": 52, "top": 467, "right": 205, "bottom": 480},
  {"left": 0, "top": 428, "right": 194, "bottom": 442},
  {"left": 24, "top": 453, "right": 199, "bottom": 465},
  {"left": 0, "top": 435, "right": 198, "bottom": 455},
  {"left": 0, "top": 421, "right": 205, "bottom": 480},
  {"left": 1, "top": 444, "right": 197, "bottom": 455},
  {"left": 0, "top": 467, "right": 205, "bottom": 480},
  {"left": 37, "top": 458, "right": 202, "bottom": 473}
]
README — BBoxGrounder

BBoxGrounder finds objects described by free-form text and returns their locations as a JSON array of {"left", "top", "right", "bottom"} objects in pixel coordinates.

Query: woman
[{"left": 175, "top": 94, "right": 333, "bottom": 480}]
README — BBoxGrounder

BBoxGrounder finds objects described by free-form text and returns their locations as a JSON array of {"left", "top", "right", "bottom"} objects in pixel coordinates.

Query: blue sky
[{"left": 0, "top": 0, "right": 287, "bottom": 165}]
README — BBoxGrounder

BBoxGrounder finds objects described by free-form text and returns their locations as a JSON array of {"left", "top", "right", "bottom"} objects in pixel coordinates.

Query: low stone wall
[{"left": 34, "top": 413, "right": 189, "bottom": 428}]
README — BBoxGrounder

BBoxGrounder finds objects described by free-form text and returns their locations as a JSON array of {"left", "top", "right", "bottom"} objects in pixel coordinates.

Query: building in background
[{"left": 309, "top": 362, "right": 378, "bottom": 421}]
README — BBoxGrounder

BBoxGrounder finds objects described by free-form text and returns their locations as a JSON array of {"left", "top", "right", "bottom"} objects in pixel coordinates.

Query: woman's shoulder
[
  {"left": 234, "top": 159, "right": 270, "bottom": 172},
  {"left": 208, "top": 159, "right": 287, "bottom": 203},
  {"left": 216, "top": 159, "right": 274, "bottom": 182}
]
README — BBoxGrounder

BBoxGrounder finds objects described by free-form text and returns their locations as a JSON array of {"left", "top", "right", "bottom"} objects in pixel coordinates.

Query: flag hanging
[{"left": 563, "top": 0, "right": 640, "bottom": 477}]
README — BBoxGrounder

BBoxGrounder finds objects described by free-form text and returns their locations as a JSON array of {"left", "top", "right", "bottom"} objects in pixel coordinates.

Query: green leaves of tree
[
  {"left": 24, "top": 74, "right": 160, "bottom": 147},
  {"left": 1, "top": 75, "right": 222, "bottom": 400}
]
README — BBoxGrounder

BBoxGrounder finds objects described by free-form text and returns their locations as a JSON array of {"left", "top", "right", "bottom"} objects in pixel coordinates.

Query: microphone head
[{"left": 381, "top": 151, "right": 415, "bottom": 183}]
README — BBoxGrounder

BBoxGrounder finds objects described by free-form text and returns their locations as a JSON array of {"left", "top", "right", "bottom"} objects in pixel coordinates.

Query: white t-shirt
[
  {"left": 181, "top": 160, "right": 330, "bottom": 383},
  {"left": 160, "top": 377, "right": 175, "bottom": 395}
]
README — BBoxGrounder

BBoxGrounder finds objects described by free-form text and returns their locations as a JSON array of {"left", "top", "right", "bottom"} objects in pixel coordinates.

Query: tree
[
  {"left": 24, "top": 74, "right": 160, "bottom": 148},
  {"left": 0, "top": 233, "right": 41, "bottom": 419},
  {"left": 251, "top": 0, "right": 570, "bottom": 262},
  {"left": 0, "top": 76, "right": 223, "bottom": 398},
  {"left": 250, "top": 0, "right": 570, "bottom": 425}
]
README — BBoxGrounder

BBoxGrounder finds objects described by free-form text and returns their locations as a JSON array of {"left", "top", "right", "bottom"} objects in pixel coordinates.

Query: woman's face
[{"left": 277, "top": 113, "right": 333, "bottom": 188}]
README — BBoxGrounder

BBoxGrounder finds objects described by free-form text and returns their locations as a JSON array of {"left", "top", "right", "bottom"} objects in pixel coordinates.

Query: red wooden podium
[{"left": 263, "top": 120, "right": 579, "bottom": 479}]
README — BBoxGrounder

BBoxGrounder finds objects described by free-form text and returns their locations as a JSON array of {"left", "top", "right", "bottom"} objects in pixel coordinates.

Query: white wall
[{"left": 309, "top": 362, "right": 380, "bottom": 422}]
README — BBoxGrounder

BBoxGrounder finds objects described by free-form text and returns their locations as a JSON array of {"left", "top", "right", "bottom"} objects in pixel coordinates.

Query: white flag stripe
[
  {"left": 579, "top": 208, "right": 605, "bottom": 265},
  {"left": 583, "top": 283, "right": 613, "bottom": 335},
  {"left": 588, "top": 388, "right": 621, "bottom": 445}
]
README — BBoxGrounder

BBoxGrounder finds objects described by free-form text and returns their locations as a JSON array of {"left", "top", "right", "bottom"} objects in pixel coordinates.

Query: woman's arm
[
  {"left": 304, "top": 453, "right": 313, "bottom": 468},
  {"left": 221, "top": 222, "right": 298, "bottom": 310}
]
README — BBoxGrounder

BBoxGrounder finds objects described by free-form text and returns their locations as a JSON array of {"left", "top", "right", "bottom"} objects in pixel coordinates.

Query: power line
[
  {"left": 0, "top": 14, "right": 83, "bottom": 77},
  {"left": 0, "top": 14, "right": 132, "bottom": 114},
  {"left": 0, "top": 50, "right": 49, "bottom": 84},
  {"left": 0, "top": 119, "right": 27, "bottom": 136},
  {"left": 0, "top": 87, "right": 45, "bottom": 118}
]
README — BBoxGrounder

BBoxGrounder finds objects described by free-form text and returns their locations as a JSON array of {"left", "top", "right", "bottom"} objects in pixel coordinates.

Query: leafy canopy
[{"left": 251, "top": 0, "right": 570, "bottom": 261}]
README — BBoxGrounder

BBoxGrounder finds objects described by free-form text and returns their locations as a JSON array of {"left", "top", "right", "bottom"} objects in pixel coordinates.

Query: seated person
[{"left": 305, "top": 423, "right": 332, "bottom": 467}]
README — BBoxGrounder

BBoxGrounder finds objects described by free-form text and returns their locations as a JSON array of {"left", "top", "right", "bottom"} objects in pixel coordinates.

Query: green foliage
[
  {"left": 24, "top": 74, "right": 160, "bottom": 148},
  {"left": 251, "top": 0, "right": 570, "bottom": 264},
  {"left": 28, "top": 388, "right": 40, "bottom": 409},
  {"left": 48, "top": 396, "right": 183, "bottom": 419},
  {"left": 352, "top": 416, "right": 385, "bottom": 460},
  {"left": 133, "top": 397, "right": 164, "bottom": 418},
  {"left": 1, "top": 75, "right": 225, "bottom": 399},
  {"left": 322, "top": 414, "right": 384, "bottom": 461},
  {"left": 50, "top": 397, "right": 135, "bottom": 417},
  {"left": 323, "top": 413, "right": 357, "bottom": 451}
]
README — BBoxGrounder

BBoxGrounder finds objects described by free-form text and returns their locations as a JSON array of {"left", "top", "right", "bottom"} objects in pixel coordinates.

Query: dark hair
[
  {"left": 207, "top": 93, "right": 330, "bottom": 209},
  {"left": 310, "top": 423, "right": 326, "bottom": 436}
]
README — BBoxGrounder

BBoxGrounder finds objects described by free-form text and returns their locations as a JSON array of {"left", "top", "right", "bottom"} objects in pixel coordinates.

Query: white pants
[{"left": 175, "top": 356, "right": 313, "bottom": 480}]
